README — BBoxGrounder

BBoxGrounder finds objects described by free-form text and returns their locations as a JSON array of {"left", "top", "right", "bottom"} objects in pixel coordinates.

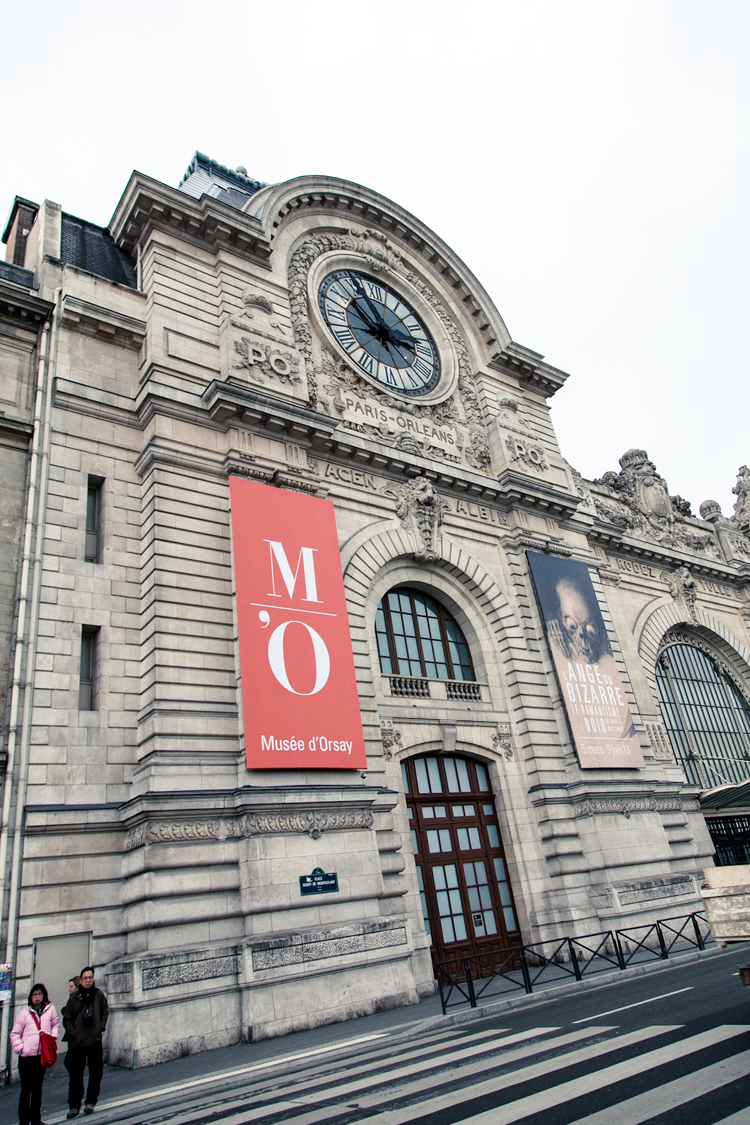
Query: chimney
[{"left": 2, "top": 196, "right": 40, "bottom": 267}]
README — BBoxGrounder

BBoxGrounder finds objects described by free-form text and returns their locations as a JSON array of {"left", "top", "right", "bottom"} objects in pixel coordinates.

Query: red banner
[{"left": 230, "top": 477, "right": 367, "bottom": 770}]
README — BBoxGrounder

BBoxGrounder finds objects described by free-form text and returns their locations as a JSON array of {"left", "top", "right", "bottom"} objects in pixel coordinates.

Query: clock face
[{"left": 318, "top": 270, "right": 440, "bottom": 397}]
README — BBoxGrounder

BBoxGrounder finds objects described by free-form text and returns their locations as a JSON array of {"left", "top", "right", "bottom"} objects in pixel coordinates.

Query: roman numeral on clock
[{"left": 334, "top": 327, "right": 357, "bottom": 352}]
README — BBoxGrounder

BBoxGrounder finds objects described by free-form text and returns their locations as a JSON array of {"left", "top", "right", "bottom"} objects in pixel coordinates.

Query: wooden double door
[{"left": 401, "top": 753, "right": 521, "bottom": 970}]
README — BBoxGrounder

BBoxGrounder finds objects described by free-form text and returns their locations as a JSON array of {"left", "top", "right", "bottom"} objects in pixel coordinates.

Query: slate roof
[
  {"left": 179, "top": 151, "right": 264, "bottom": 211},
  {"left": 61, "top": 213, "right": 137, "bottom": 289},
  {"left": 0, "top": 260, "right": 36, "bottom": 289}
]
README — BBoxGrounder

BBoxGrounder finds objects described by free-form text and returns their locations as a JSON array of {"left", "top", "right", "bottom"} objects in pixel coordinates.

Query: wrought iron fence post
[
  {"left": 465, "top": 958, "right": 477, "bottom": 1008},
  {"left": 437, "top": 969, "right": 447, "bottom": 1015},
  {"left": 691, "top": 912, "right": 705, "bottom": 951},
  {"left": 520, "top": 947, "right": 532, "bottom": 994},
  {"left": 568, "top": 939, "right": 582, "bottom": 981},
  {"left": 656, "top": 922, "right": 668, "bottom": 959},
  {"left": 613, "top": 931, "right": 626, "bottom": 970}
]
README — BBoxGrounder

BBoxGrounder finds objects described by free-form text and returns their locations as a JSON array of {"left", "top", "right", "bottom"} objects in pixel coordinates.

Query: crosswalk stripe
[
  {"left": 271, "top": 1028, "right": 624, "bottom": 1125},
  {"left": 113, "top": 1027, "right": 567, "bottom": 1125},
  {"left": 449, "top": 1024, "right": 750, "bottom": 1125},
  {"left": 566, "top": 1046, "right": 750, "bottom": 1124},
  {"left": 250, "top": 1025, "right": 668, "bottom": 1125},
  {"left": 66, "top": 1024, "right": 513, "bottom": 1122},
  {"left": 51, "top": 1026, "right": 510, "bottom": 1120},
  {"left": 713, "top": 1110, "right": 750, "bottom": 1124},
  {"left": 360, "top": 1025, "right": 676, "bottom": 1125}
]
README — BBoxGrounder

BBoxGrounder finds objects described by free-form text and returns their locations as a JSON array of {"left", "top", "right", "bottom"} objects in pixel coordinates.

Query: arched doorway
[{"left": 401, "top": 752, "right": 521, "bottom": 968}]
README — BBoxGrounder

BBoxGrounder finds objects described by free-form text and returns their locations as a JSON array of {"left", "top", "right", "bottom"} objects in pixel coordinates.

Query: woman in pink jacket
[{"left": 10, "top": 983, "right": 60, "bottom": 1125}]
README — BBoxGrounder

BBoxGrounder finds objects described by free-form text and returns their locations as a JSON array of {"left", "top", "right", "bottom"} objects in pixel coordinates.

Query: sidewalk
[{"left": 0, "top": 943, "right": 738, "bottom": 1125}]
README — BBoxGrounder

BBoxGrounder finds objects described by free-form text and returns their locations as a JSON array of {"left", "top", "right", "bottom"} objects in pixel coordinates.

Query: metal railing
[{"left": 436, "top": 910, "right": 713, "bottom": 1013}]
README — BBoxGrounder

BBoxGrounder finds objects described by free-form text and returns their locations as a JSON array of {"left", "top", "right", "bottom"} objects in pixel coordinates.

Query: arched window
[
  {"left": 656, "top": 642, "right": 750, "bottom": 788},
  {"left": 375, "top": 588, "right": 475, "bottom": 681}
]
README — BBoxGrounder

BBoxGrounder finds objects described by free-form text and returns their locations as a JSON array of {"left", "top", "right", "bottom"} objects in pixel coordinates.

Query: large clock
[{"left": 318, "top": 269, "right": 440, "bottom": 397}]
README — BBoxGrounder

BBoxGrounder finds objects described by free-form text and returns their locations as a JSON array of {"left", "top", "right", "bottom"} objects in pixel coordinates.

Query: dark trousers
[
  {"left": 64, "top": 1043, "right": 103, "bottom": 1109},
  {"left": 18, "top": 1055, "right": 46, "bottom": 1125}
]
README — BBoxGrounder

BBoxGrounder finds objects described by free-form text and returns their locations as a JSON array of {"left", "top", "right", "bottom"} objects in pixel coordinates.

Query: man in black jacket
[{"left": 61, "top": 967, "right": 109, "bottom": 1118}]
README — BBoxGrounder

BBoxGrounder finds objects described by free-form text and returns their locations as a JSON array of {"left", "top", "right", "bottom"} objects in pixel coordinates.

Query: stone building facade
[{"left": 1, "top": 151, "right": 749, "bottom": 1069}]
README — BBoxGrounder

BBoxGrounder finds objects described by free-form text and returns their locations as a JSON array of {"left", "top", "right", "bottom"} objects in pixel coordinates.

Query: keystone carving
[
  {"left": 663, "top": 566, "right": 698, "bottom": 622},
  {"left": 383, "top": 478, "right": 450, "bottom": 560}
]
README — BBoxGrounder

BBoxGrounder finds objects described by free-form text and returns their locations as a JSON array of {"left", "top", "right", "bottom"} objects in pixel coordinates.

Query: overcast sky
[{"left": 3, "top": 0, "right": 748, "bottom": 514}]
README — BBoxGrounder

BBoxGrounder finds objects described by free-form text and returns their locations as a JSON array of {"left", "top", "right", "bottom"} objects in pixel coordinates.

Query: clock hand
[
  {"left": 352, "top": 290, "right": 388, "bottom": 331},
  {"left": 349, "top": 301, "right": 378, "bottom": 331},
  {"left": 388, "top": 328, "right": 414, "bottom": 348}
]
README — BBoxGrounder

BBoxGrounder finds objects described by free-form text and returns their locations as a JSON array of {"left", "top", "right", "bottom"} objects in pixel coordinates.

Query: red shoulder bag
[{"left": 30, "top": 1010, "right": 57, "bottom": 1068}]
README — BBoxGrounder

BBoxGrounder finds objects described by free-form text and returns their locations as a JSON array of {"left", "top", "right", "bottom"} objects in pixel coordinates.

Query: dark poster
[{"left": 527, "top": 551, "right": 644, "bottom": 769}]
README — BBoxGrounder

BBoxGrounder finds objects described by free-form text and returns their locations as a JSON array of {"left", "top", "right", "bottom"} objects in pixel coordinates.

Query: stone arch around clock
[{"left": 254, "top": 173, "right": 513, "bottom": 364}]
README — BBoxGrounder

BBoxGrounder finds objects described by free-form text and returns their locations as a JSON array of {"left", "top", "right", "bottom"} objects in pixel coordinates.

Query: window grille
[
  {"left": 656, "top": 643, "right": 750, "bottom": 788},
  {"left": 376, "top": 588, "right": 476, "bottom": 683}
]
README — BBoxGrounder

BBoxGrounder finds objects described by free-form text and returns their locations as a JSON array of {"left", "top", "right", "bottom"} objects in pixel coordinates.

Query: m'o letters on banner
[{"left": 230, "top": 478, "right": 367, "bottom": 769}]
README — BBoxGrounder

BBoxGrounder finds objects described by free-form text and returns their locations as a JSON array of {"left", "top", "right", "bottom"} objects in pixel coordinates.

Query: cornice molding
[
  {"left": 203, "top": 379, "right": 580, "bottom": 513},
  {"left": 109, "top": 173, "right": 271, "bottom": 262},
  {"left": 0, "top": 282, "right": 53, "bottom": 329},
  {"left": 60, "top": 294, "right": 146, "bottom": 349},
  {"left": 488, "top": 341, "right": 570, "bottom": 398}
]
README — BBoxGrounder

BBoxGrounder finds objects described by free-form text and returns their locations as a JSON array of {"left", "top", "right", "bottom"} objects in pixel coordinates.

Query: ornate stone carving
[
  {"left": 505, "top": 435, "right": 548, "bottom": 473},
  {"left": 383, "top": 478, "right": 450, "bottom": 560},
  {"left": 663, "top": 566, "right": 698, "bottom": 622},
  {"left": 142, "top": 952, "right": 241, "bottom": 991},
  {"left": 568, "top": 464, "right": 596, "bottom": 511},
  {"left": 732, "top": 466, "right": 750, "bottom": 533},
  {"left": 380, "top": 722, "right": 402, "bottom": 761},
  {"left": 465, "top": 425, "right": 491, "bottom": 472},
  {"left": 286, "top": 231, "right": 484, "bottom": 435},
  {"left": 702, "top": 495, "right": 750, "bottom": 561},
  {"left": 670, "top": 495, "right": 693, "bottom": 518},
  {"left": 123, "top": 807, "right": 374, "bottom": 849},
  {"left": 233, "top": 337, "right": 302, "bottom": 387},
  {"left": 242, "top": 807, "right": 374, "bottom": 840},
  {"left": 496, "top": 395, "right": 533, "bottom": 434},
  {"left": 347, "top": 226, "right": 402, "bottom": 273},
  {"left": 593, "top": 451, "right": 720, "bottom": 557},
  {"left": 239, "top": 291, "right": 285, "bottom": 335},
  {"left": 251, "top": 922, "right": 407, "bottom": 971},
  {"left": 492, "top": 722, "right": 513, "bottom": 760},
  {"left": 597, "top": 568, "right": 622, "bottom": 587},
  {"left": 573, "top": 797, "right": 694, "bottom": 819},
  {"left": 646, "top": 721, "right": 674, "bottom": 762},
  {"left": 124, "top": 824, "right": 147, "bottom": 850}
]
